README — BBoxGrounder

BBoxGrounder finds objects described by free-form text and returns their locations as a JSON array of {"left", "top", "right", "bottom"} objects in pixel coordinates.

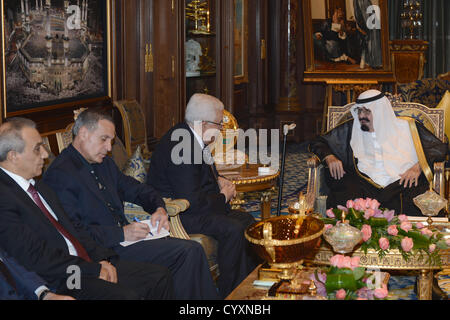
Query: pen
[{"left": 133, "top": 217, "right": 154, "bottom": 236}]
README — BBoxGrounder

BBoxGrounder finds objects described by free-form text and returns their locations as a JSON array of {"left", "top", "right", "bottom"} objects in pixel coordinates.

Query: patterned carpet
[
  {"left": 240, "top": 142, "right": 449, "bottom": 300},
  {"left": 241, "top": 142, "right": 310, "bottom": 218}
]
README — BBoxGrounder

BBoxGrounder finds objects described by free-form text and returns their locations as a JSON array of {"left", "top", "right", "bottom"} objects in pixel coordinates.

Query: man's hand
[
  {"left": 98, "top": 261, "right": 118, "bottom": 284},
  {"left": 43, "top": 292, "right": 76, "bottom": 300},
  {"left": 220, "top": 183, "right": 236, "bottom": 203},
  {"left": 325, "top": 155, "right": 346, "bottom": 180},
  {"left": 399, "top": 162, "right": 422, "bottom": 188},
  {"left": 151, "top": 207, "right": 170, "bottom": 234},
  {"left": 123, "top": 222, "right": 150, "bottom": 241}
]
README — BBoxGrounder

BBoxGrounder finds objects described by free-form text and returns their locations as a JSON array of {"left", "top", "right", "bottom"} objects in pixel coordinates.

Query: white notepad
[{"left": 120, "top": 219, "right": 170, "bottom": 247}]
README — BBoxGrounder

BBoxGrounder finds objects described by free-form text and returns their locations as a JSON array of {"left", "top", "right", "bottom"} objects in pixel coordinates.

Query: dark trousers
[
  {"left": 114, "top": 237, "right": 219, "bottom": 300},
  {"left": 180, "top": 209, "right": 261, "bottom": 299},
  {"left": 56, "top": 260, "right": 173, "bottom": 300},
  {"left": 325, "top": 169, "right": 431, "bottom": 216}
]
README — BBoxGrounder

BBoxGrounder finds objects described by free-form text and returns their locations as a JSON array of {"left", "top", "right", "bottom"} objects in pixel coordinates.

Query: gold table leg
[
  {"left": 231, "top": 192, "right": 245, "bottom": 211},
  {"left": 260, "top": 191, "right": 272, "bottom": 220},
  {"left": 417, "top": 270, "right": 433, "bottom": 300}
]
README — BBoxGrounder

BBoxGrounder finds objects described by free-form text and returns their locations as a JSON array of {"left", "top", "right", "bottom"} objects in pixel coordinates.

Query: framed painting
[
  {"left": 233, "top": 0, "right": 248, "bottom": 84},
  {"left": 302, "top": 0, "right": 394, "bottom": 83},
  {"left": 0, "top": 0, "right": 112, "bottom": 118}
]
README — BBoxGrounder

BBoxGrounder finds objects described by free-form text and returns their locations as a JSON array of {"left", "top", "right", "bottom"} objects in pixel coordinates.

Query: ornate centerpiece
[
  {"left": 413, "top": 187, "right": 448, "bottom": 228},
  {"left": 245, "top": 215, "right": 324, "bottom": 279},
  {"left": 323, "top": 212, "right": 362, "bottom": 254}
]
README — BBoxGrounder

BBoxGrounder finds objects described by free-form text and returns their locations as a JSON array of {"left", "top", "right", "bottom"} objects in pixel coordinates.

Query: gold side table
[{"left": 219, "top": 164, "right": 280, "bottom": 220}]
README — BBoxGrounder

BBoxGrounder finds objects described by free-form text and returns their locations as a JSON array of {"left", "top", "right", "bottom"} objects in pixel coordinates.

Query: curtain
[
  {"left": 388, "top": 0, "right": 449, "bottom": 78},
  {"left": 422, "top": 0, "right": 450, "bottom": 78}
]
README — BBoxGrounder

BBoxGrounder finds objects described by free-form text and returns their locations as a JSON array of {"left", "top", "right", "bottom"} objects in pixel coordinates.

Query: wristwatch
[{"left": 38, "top": 289, "right": 51, "bottom": 300}]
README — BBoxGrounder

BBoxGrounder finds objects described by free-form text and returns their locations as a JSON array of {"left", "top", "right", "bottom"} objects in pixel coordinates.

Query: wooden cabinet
[
  {"left": 184, "top": 0, "right": 220, "bottom": 102},
  {"left": 114, "top": 0, "right": 234, "bottom": 148}
]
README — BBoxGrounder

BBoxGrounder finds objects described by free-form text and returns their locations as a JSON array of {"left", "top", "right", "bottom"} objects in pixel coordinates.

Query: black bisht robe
[{"left": 308, "top": 119, "right": 448, "bottom": 216}]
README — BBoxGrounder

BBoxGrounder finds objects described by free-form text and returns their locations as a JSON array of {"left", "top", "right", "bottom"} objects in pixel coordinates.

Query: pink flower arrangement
[
  {"left": 330, "top": 254, "right": 360, "bottom": 270},
  {"left": 322, "top": 197, "right": 450, "bottom": 266}
]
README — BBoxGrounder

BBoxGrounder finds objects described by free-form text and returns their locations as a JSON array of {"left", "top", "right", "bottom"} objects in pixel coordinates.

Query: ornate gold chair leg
[{"left": 417, "top": 270, "right": 433, "bottom": 300}]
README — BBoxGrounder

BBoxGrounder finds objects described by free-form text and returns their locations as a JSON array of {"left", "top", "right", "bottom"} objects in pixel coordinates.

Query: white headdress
[{"left": 350, "top": 90, "right": 418, "bottom": 184}]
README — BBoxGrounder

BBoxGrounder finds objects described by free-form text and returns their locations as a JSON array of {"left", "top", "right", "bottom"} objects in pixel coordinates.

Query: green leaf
[
  {"left": 325, "top": 274, "right": 357, "bottom": 292},
  {"left": 368, "top": 217, "right": 388, "bottom": 227},
  {"left": 352, "top": 267, "right": 366, "bottom": 280}
]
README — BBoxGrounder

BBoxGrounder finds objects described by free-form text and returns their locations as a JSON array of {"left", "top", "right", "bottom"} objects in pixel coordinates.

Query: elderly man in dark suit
[
  {"left": 0, "top": 117, "right": 173, "bottom": 300},
  {"left": 42, "top": 109, "right": 218, "bottom": 300},
  {"left": 146, "top": 93, "right": 260, "bottom": 298},
  {"left": 0, "top": 248, "right": 74, "bottom": 300}
]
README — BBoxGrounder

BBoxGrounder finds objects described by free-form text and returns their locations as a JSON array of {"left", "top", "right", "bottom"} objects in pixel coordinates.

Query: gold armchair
[{"left": 307, "top": 101, "right": 447, "bottom": 214}]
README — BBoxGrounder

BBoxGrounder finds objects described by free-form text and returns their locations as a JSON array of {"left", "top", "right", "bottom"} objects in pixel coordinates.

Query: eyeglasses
[{"left": 203, "top": 120, "right": 223, "bottom": 128}]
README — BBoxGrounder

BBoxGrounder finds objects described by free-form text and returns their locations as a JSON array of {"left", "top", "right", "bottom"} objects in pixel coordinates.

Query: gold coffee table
[{"left": 219, "top": 164, "right": 280, "bottom": 220}]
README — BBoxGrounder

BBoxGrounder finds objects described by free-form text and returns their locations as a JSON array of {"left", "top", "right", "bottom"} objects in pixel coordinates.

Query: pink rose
[
  {"left": 336, "top": 289, "right": 347, "bottom": 300},
  {"left": 379, "top": 237, "right": 390, "bottom": 250},
  {"left": 361, "top": 224, "right": 372, "bottom": 242},
  {"left": 429, "top": 244, "right": 436, "bottom": 253},
  {"left": 421, "top": 228, "right": 433, "bottom": 237},
  {"left": 387, "top": 225, "right": 398, "bottom": 236},
  {"left": 400, "top": 221, "right": 412, "bottom": 233},
  {"left": 401, "top": 237, "right": 414, "bottom": 252},
  {"left": 374, "top": 284, "right": 388, "bottom": 299},
  {"left": 446, "top": 239, "right": 450, "bottom": 247},
  {"left": 369, "top": 199, "right": 380, "bottom": 210},
  {"left": 350, "top": 256, "right": 360, "bottom": 269},
  {"left": 330, "top": 254, "right": 345, "bottom": 268},
  {"left": 363, "top": 198, "right": 372, "bottom": 209},
  {"left": 353, "top": 198, "right": 365, "bottom": 211},
  {"left": 342, "top": 256, "right": 353, "bottom": 269},
  {"left": 364, "top": 209, "right": 376, "bottom": 220},
  {"left": 325, "top": 224, "right": 333, "bottom": 231},
  {"left": 326, "top": 209, "right": 335, "bottom": 218},
  {"left": 346, "top": 200, "right": 354, "bottom": 209},
  {"left": 398, "top": 214, "right": 409, "bottom": 223},
  {"left": 415, "top": 222, "right": 424, "bottom": 229}
]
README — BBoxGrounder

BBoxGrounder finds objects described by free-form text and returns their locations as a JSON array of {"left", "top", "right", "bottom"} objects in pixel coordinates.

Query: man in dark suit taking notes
[{"left": 43, "top": 110, "right": 218, "bottom": 300}]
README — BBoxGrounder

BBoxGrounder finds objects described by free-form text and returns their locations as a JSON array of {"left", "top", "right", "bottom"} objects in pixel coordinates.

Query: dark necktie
[
  {"left": 27, "top": 184, "right": 92, "bottom": 262},
  {"left": 0, "top": 260, "right": 17, "bottom": 292}
]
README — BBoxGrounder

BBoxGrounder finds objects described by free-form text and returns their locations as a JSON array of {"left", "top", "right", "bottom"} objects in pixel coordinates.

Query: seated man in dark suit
[
  {"left": 146, "top": 93, "right": 260, "bottom": 298},
  {"left": 43, "top": 110, "right": 218, "bottom": 300},
  {"left": 0, "top": 117, "right": 173, "bottom": 300},
  {"left": 0, "top": 248, "right": 74, "bottom": 300}
]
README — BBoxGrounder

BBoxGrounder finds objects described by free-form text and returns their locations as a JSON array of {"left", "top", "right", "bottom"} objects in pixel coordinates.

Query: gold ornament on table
[
  {"left": 323, "top": 211, "right": 362, "bottom": 254},
  {"left": 185, "top": 0, "right": 213, "bottom": 35},
  {"left": 413, "top": 184, "right": 448, "bottom": 228},
  {"left": 245, "top": 214, "right": 324, "bottom": 280}
]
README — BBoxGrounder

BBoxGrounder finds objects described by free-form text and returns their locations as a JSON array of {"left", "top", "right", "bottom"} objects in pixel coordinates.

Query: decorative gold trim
[
  {"left": 353, "top": 155, "right": 384, "bottom": 189},
  {"left": 406, "top": 118, "right": 433, "bottom": 184}
]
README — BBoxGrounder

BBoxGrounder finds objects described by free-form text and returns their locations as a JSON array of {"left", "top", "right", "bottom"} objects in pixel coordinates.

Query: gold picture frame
[
  {"left": 302, "top": 0, "right": 394, "bottom": 83},
  {"left": 233, "top": 0, "right": 248, "bottom": 84},
  {"left": 0, "top": 0, "right": 113, "bottom": 118}
]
